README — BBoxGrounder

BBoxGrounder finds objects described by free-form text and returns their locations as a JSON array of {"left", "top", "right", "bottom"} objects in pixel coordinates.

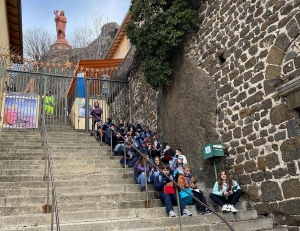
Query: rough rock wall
[
  {"left": 181, "top": 0, "right": 300, "bottom": 226},
  {"left": 156, "top": 50, "right": 219, "bottom": 186},
  {"left": 109, "top": 66, "right": 158, "bottom": 130}
]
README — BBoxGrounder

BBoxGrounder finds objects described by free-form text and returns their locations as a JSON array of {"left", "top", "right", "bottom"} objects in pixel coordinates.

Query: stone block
[
  {"left": 259, "top": 34, "right": 275, "bottom": 48},
  {"left": 251, "top": 171, "right": 265, "bottom": 182},
  {"left": 249, "top": 149, "right": 259, "bottom": 158},
  {"left": 280, "top": 137, "right": 300, "bottom": 162},
  {"left": 244, "top": 160, "right": 257, "bottom": 173},
  {"left": 234, "top": 164, "right": 244, "bottom": 175},
  {"left": 236, "top": 154, "right": 245, "bottom": 164},
  {"left": 265, "top": 152, "right": 280, "bottom": 169},
  {"left": 233, "top": 127, "right": 242, "bottom": 138},
  {"left": 222, "top": 131, "right": 233, "bottom": 142},
  {"left": 245, "top": 57, "right": 257, "bottom": 70},
  {"left": 242, "top": 124, "right": 253, "bottom": 136},
  {"left": 253, "top": 137, "right": 267, "bottom": 146},
  {"left": 261, "top": 181, "right": 283, "bottom": 202},
  {"left": 282, "top": 179, "right": 300, "bottom": 199},
  {"left": 278, "top": 198, "right": 300, "bottom": 216},
  {"left": 245, "top": 91, "right": 263, "bottom": 106},
  {"left": 274, "top": 131, "right": 286, "bottom": 141},
  {"left": 287, "top": 19, "right": 300, "bottom": 39},
  {"left": 255, "top": 202, "right": 273, "bottom": 215},
  {"left": 239, "top": 108, "right": 251, "bottom": 119},
  {"left": 257, "top": 156, "right": 266, "bottom": 171},
  {"left": 237, "top": 174, "right": 252, "bottom": 184},
  {"left": 272, "top": 167, "right": 288, "bottom": 179},
  {"left": 287, "top": 119, "right": 300, "bottom": 138},
  {"left": 266, "top": 46, "right": 285, "bottom": 65},
  {"left": 217, "top": 83, "right": 232, "bottom": 97},
  {"left": 274, "top": 33, "right": 290, "bottom": 51},
  {"left": 261, "top": 99, "right": 272, "bottom": 110},
  {"left": 248, "top": 185, "right": 261, "bottom": 202},
  {"left": 265, "top": 65, "right": 281, "bottom": 79},
  {"left": 270, "top": 104, "right": 288, "bottom": 125}
]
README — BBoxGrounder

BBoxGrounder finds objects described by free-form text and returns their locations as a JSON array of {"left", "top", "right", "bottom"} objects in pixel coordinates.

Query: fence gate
[{"left": 0, "top": 46, "right": 128, "bottom": 132}]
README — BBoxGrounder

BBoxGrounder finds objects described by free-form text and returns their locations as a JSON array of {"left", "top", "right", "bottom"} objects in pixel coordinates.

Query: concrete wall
[
  {"left": 112, "top": 35, "right": 130, "bottom": 59},
  {"left": 0, "top": 0, "right": 9, "bottom": 46}
]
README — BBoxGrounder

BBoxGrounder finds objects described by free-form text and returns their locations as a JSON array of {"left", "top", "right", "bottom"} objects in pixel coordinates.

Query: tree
[
  {"left": 23, "top": 27, "right": 55, "bottom": 60},
  {"left": 126, "top": 0, "right": 198, "bottom": 89},
  {"left": 69, "top": 12, "right": 112, "bottom": 60}
]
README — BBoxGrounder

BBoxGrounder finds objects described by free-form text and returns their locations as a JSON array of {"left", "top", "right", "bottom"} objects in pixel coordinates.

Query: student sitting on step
[
  {"left": 148, "top": 156, "right": 162, "bottom": 183},
  {"left": 210, "top": 169, "right": 242, "bottom": 213},
  {"left": 134, "top": 154, "right": 151, "bottom": 192},
  {"left": 154, "top": 164, "right": 193, "bottom": 218},
  {"left": 120, "top": 141, "right": 139, "bottom": 168},
  {"left": 113, "top": 131, "right": 125, "bottom": 155},
  {"left": 178, "top": 164, "right": 212, "bottom": 215}
]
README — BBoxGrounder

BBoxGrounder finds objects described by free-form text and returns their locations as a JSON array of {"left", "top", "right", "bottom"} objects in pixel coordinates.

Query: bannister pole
[{"left": 175, "top": 186, "right": 183, "bottom": 231}]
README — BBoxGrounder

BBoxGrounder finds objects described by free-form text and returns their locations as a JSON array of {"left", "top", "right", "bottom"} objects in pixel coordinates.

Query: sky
[{"left": 21, "top": 0, "right": 131, "bottom": 38}]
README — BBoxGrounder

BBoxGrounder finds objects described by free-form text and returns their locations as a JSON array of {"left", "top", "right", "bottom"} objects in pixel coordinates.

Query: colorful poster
[
  {"left": 3, "top": 92, "right": 38, "bottom": 128},
  {"left": 78, "top": 103, "right": 92, "bottom": 118}
]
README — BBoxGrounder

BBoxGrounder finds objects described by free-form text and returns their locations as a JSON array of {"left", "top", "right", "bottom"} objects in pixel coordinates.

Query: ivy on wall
[{"left": 126, "top": 0, "right": 198, "bottom": 90}]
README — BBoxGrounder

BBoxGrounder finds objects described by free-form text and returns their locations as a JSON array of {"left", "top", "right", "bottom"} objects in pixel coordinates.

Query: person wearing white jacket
[{"left": 210, "top": 170, "right": 242, "bottom": 213}]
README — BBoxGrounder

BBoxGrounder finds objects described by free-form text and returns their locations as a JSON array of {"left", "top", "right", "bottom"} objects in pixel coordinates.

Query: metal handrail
[
  {"left": 41, "top": 115, "right": 60, "bottom": 231},
  {"left": 67, "top": 106, "right": 79, "bottom": 130},
  {"left": 97, "top": 121, "right": 236, "bottom": 231}
]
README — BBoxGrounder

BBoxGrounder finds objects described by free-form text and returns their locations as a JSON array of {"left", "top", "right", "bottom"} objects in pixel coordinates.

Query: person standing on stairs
[
  {"left": 209, "top": 170, "right": 242, "bottom": 213},
  {"left": 90, "top": 102, "right": 103, "bottom": 136},
  {"left": 154, "top": 164, "right": 193, "bottom": 218}
]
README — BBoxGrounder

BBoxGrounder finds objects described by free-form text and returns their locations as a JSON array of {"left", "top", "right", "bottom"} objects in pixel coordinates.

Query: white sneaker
[
  {"left": 221, "top": 204, "right": 229, "bottom": 212},
  {"left": 182, "top": 209, "right": 193, "bottom": 216},
  {"left": 228, "top": 205, "right": 238, "bottom": 213},
  {"left": 169, "top": 210, "right": 176, "bottom": 217}
]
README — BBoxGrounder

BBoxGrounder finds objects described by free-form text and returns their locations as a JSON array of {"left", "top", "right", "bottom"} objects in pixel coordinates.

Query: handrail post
[
  {"left": 123, "top": 142, "right": 127, "bottom": 179},
  {"left": 110, "top": 129, "right": 113, "bottom": 156},
  {"left": 47, "top": 158, "right": 50, "bottom": 213},
  {"left": 144, "top": 161, "right": 150, "bottom": 208},
  {"left": 51, "top": 187, "right": 54, "bottom": 231},
  {"left": 175, "top": 186, "right": 183, "bottom": 231}
]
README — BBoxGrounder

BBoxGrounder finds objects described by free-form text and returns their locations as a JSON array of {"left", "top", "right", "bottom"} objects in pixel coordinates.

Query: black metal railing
[{"left": 41, "top": 115, "right": 60, "bottom": 231}]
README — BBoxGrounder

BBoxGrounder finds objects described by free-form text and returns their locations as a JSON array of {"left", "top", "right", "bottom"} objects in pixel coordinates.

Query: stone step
[
  {"left": 1, "top": 215, "right": 273, "bottom": 231},
  {"left": 0, "top": 191, "right": 156, "bottom": 207},
  {"left": 0, "top": 198, "right": 162, "bottom": 216},
  {"left": 0, "top": 167, "right": 132, "bottom": 176},
  {"left": 0, "top": 184, "right": 154, "bottom": 198},
  {"left": 0, "top": 162, "right": 122, "bottom": 169},
  {"left": 0, "top": 172, "right": 134, "bottom": 182},
  {"left": 0, "top": 178, "right": 135, "bottom": 189},
  {"left": 0, "top": 159, "right": 122, "bottom": 166}
]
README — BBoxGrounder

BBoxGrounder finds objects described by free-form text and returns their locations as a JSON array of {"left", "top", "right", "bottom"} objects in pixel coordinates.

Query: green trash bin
[
  {"left": 202, "top": 143, "right": 225, "bottom": 180},
  {"left": 202, "top": 143, "right": 225, "bottom": 159}
]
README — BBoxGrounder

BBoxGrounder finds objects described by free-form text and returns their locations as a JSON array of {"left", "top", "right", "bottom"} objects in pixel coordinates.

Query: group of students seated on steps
[{"left": 91, "top": 118, "right": 242, "bottom": 217}]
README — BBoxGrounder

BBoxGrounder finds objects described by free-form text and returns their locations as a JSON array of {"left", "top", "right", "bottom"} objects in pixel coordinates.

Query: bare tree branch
[{"left": 23, "top": 27, "right": 55, "bottom": 60}]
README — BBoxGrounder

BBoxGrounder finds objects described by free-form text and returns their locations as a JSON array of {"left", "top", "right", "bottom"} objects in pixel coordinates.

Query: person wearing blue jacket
[
  {"left": 154, "top": 164, "right": 193, "bottom": 217},
  {"left": 210, "top": 170, "right": 242, "bottom": 213}
]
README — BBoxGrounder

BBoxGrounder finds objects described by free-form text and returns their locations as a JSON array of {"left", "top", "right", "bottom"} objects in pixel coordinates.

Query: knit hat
[{"left": 136, "top": 123, "right": 142, "bottom": 129}]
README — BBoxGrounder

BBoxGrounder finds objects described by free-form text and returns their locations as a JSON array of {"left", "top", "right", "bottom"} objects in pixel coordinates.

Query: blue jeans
[
  {"left": 114, "top": 143, "right": 124, "bottom": 153},
  {"left": 137, "top": 172, "right": 147, "bottom": 187},
  {"left": 149, "top": 171, "right": 159, "bottom": 183},
  {"left": 159, "top": 191, "right": 186, "bottom": 213},
  {"left": 120, "top": 157, "right": 138, "bottom": 167}
]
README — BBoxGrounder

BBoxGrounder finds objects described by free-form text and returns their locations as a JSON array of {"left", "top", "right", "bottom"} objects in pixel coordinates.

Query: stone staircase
[{"left": 0, "top": 128, "right": 279, "bottom": 231}]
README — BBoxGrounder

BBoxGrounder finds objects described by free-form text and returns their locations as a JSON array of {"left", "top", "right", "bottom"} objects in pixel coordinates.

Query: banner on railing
[{"left": 1, "top": 92, "right": 39, "bottom": 129}]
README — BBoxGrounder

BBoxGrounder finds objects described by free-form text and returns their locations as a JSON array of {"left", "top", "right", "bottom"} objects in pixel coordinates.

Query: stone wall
[
  {"left": 181, "top": 0, "right": 300, "bottom": 226},
  {"left": 109, "top": 0, "right": 300, "bottom": 226}
]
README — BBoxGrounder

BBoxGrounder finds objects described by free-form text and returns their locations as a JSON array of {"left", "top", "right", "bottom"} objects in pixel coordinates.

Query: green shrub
[{"left": 127, "top": 0, "right": 198, "bottom": 89}]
